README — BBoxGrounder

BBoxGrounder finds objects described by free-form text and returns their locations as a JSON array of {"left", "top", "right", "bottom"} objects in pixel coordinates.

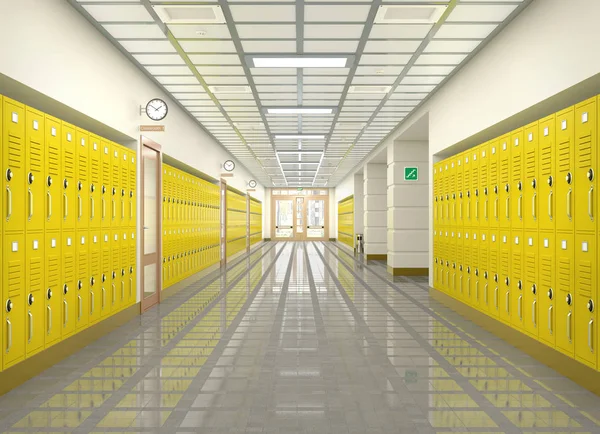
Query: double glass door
[{"left": 273, "top": 195, "right": 327, "bottom": 241}]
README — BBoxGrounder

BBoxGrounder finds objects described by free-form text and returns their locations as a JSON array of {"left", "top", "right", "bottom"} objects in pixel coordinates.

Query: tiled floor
[{"left": 1, "top": 241, "right": 600, "bottom": 433}]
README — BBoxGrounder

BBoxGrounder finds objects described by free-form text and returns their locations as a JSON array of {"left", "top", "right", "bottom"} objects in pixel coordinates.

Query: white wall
[{"left": 0, "top": 0, "right": 262, "bottom": 198}]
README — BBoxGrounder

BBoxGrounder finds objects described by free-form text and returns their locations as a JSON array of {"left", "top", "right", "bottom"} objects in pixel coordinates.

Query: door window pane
[{"left": 143, "top": 148, "right": 158, "bottom": 255}]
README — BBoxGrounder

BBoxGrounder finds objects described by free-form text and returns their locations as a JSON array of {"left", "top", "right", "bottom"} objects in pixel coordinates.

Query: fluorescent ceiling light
[
  {"left": 267, "top": 108, "right": 333, "bottom": 115},
  {"left": 277, "top": 150, "right": 324, "bottom": 155},
  {"left": 275, "top": 134, "right": 325, "bottom": 140},
  {"left": 208, "top": 85, "right": 251, "bottom": 94},
  {"left": 252, "top": 57, "right": 348, "bottom": 68},
  {"left": 280, "top": 162, "right": 319, "bottom": 165},
  {"left": 375, "top": 5, "right": 446, "bottom": 24},
  {"left": 154, "top": 5, "right": 226, "bottom": 24},
  {"left": 349, "top": 85, "right": 391, "bottom": 94}
]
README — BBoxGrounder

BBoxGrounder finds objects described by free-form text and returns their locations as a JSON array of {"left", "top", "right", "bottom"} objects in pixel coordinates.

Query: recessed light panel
[{"left": 251, "top": 57, "right": 348, "bottom": 68}]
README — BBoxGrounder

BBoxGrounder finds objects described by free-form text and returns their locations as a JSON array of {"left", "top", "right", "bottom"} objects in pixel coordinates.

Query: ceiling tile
[
  {"left": 254, "top": 76, "right": 298, "bottom": 85},
  {"left": 168, "top": 24, "right": 231, "bottom": 39},
  {"left": 360, "top": 54, "right": 412, "bottom": 65},
  {"left": 414, "top": 53, "right": 468, "bottom": 65},
  {"left": 120, "top": 40, "right": 176, "bottom": 53},
  {"left": 304, "top": 24, "right": 364, "bottom": 39},
  {"left": 364, "top": 40, "right": 422, "bottom": 53},
  {"left": 401, "top": 75, "right": 444, "bottom": 85},
  {"left": 82, "top": 4, "right": 153, "bottom": 22},
  {"left": 408, "top": 65, "right": 456, "bottom": 75},
  {"left": 447, "top": 4, "right": 518, "bottom": 22},
  {"left": 305, "top": 5, "right": 371, "bottom": 22},
  {"left": 180, "top": 40, "right": 237, "bottom": 53},
  {"left": 133, "top": 53, "right": 186, "bottom": 65},
  {"left": 303, "top": 68, "right": 350, "bottom": 76},
  {"left": 304, "top": 40, "right": 359, "bottom": 53},
  {"left": 424, "top": 39, "right": 482, "bottom": 53},
  {"left": 435, "top": 23, "right": 497, "bottom": 39},
  {"left": 236, "top": 24, "right": 296, "bottom": 38},
  {"left": 242, "top": 40, "right": 297, "bottom": 53},
  {"left": 195, "top": 65, "right": 245, "bottom": 75},
  {"left": 303, "top": 76, "right": 348, "bottom": 85},
  {"left": 189, "top": 54, "right": 240, "bottom": 65},
  {"left": 102, "top": 24, "right": 165, "bottom": 39},
  {"left": 369, "top": 23, "right": 432, "bottom": 39},
  {"left": 230, "top": 5, "right": 295, "bottom": 22}
]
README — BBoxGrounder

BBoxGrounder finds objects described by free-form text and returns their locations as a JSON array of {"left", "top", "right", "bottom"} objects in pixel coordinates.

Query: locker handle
[
  {"left": 548, "top": 192, "right": 553, "bottom": 220},
  {"left": 589, "top": 319, "right": 594, "bottom": 352},
  {"left": 91, "top": 291, "right": 94, "bottom": 315},
  {"left": 102, "top": 197, "right": 106, "bottom": 220},
  {"left": 47, "top": 306, "right": 52, "bottom": 335},
  {"left": 47, "top": 192, "right": 52, "bottom": 220},
  {"left": 467, "top": 277, "right": 471, "bottom": 297},
  {"left": 64, "top": 300, "right": 68, "bottom": 326},
  {"left": 518, "top": 295, "right": 522, "bottom": 320},
  {"left": 459, "top": 275, "right": 463, "bottom": 293},
  {"left": 548, "top": 306, "right": 553, "bottom": 334},
  {"left": 452, "top": 272, "right": 455, "bottom": 291},
  {"left": 567, "top": 311, "right": 572, "bottom": 342},
  {"left": 78, "top": 295, "right": 82, "bottom": 321},
  {"left": 475, "top": 200, "right": 479, "bottom": 219},
  {"left": 460, "top": 202, "right": 463, "bottom": 220},
  {"left": 475, "top": 281, "right": 479, "bottom": 301},
  {"left": 78, "top": 195, "right": 82, "bottom": 220},
  {"left": 102, "top": 287, "right": 106, "bottom": 310},
  {"left": 121, "top": 281, "right": 125, "bottom": 300},
  {"left": 566, "top": 189, "right": 572, "bottom": 220},
  {"left": 130, "top": 200, "right": 133, "bottom": 220},
  {"left": 484, "top": 199, "right": 488, "bottom": 220},
  {"left": 28, "top": 311, "right": 33, "bottom": 343},
  {"left": 505, "top": 197, "right": 510, "bottom": 219},
  {"left": 112, "top": 199, "right": 116, "bottom": 219},
  {"left": 452, "top": 203, "right": 456, "bottom": 220},
  {"left": 484, "top": 284, "right": 488, "bottom": 304},
  {"left": 506, "top": 291, "right": 510, "bottom": 313},
  {"left": 129, "top": 277, "right": 133, "bottom": 299},
  {"left": 532, "top": 300, "right": 536, "bottom": 327},
  {"left": 28, "top": 189, "right": 33, "bottom": 220},
  {"left": 121, "top": 200, "right": 125, "bottom": 219},
  {"left": 91, "top": 197, "right": 94, "bottom": 220},
  {"left": 518, "top": 194, "right": 522, "bottom": 220},
  {"left": 6, "top": 186, "right": 12, "bottom": 220},
  {"left": 532, "top": 193, "right": 537, "bottom": 219},
  {"left": 6, "top": 319, "right": 12, "bottom": 352},
  {"left": 63, "top": 193, "right": 68, "bottom": 219},
  {"left": 494, "top": 198, "right": 498, "bottom": 220},
  {"left": 589, "top": 187, "right": 594, "bottom": 220}
]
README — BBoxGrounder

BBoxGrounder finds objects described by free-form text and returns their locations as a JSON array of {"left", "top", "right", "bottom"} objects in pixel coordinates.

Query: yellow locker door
[
  {"left": 101, "top": 230, "right": 112, "bottom": 317},
  {"left": 442, "top": 162, "right": 449, "bottom": 226},
  {"left": 25, "top": 233, "right": 45, "bottom": 357},
  {"left": 111, "top": 144, "right": 121, "bottom": 228},
  {"left": 434, "top": 164, "right": 441, "bottom": 226},
  {"left": 470, "top": 231, "right": 480, "bottom": 307},
  {"left": 447, "top": 230, "right": 455, "bottom": 294},
  {"left": 498, "top": 134, "right": 511, "bottom": 229},
  {"left": 510, "top": 128, "right": 524, "bottom": 229},
  {"left": 89, "top": 135, "right": 101, "bottom": 230},
  {"left": 538, "top": 232, "right": 556, "bottom": 347},
  {"left": 479, "top": 230, "right": 490, "bottom": 312},
  {"left": 523, "top": 232, "right": 539, "bottom": 338},
  {"left": 162, "top": 166, "right": 167, "bottom": 224},
  {"left": 3, "top": 233, "right": 26, "bottom": 368},
  {"left": 555, "top": 107, "right": 575, "bottom": 232},
  {"left": 162, "top": 229, "right": 168, "bottom": 288},
  {"left": 449, "top": 158, "right": 457, "bottom": 229},
  {"left": 111, "top": 230, "right": 121, "bottom": 310},
  {"left": 471, "top": 149, "right": 480, "bottom": 226},
  {"left": 44, "top": 116, "right": 61, "bottom": 232},
  {"left": 45, "top": 233, "right": 62, "bottom": 347},
  {"left": 76, "top": 129, "right": 90, "bottom": 228},
  {"left": 523, "top": 122, "right": 539, "bottom": 230},
  {"left": 489, "top": 230, "right": 499, "bottom": 317},
  {"left": 575, "top": 98, "right": 597, "bottom": 232},
  {"left": 128, "top": 229, "right": 136, "bottom": 306},
  {"left": 120, "top": 231, "right": 128, "bottom": 307},
  {"left": 129, "top": 150, "right": 136, "bottom": 228},
  {"left": 120, "top": 148, "right": 128, "bottom": 227},
  {"left": 479, "top": 144, "right": 489, "bottom": 228},
  {"left": 538, "top": 115, "right": 556, "bottom": 231},
  {"left": 462, "top": 230, "right": 471, "bottom": 303},
  {"left": 76, "top": 231, "right": 89, "bottom": 330},
  {"left": 510, "top": 230, "right": 525, "bottom": 331},
  {"left": 61, "top": 122, "right": 77, "bottom": 230},
  {"left": 555, "top": 233, "right": 574, "bottom": 356},
  {"left": 454, "top": 230, "right": 463, "bottom": 297},
  {"left": 25, "top": 108, "right": 45, "bottom": 233},
  {"left": 62, "top": 232, "right": 77, "bottom": 337},
  {"left": 498, "top": 230, "right": 511, "bottom": 323},
  {"left": 3, "top": 98, "right": 26, "bottom": 233},
  {"left": 89, "top": 231, "right": 101, "bottom": 324},
  {"left": 100, "top": 140, "right": 111, "bottom": 229},
  {"left": 489, "top": 140, "right": 500, "bottom": 229},
  {"left": 574, "top": 234, "right": 597, "bottom": 369}
]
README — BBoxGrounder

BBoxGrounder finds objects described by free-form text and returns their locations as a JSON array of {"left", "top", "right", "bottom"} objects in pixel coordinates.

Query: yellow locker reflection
[
  {"left": 524, "top": 122, "right": 539, "bottom": 230},
  {"left": 480, "top": 230, "right": 490, "bottom": 312},
  {"left": 471, "top": 230, "right": 480, "bottom": 307},
  {"left": 45, "top": 233, "right": 62, "bottom": 347},
  {"left": 3, "top": 97, "right": 26, "bottom": 233},
  {"left": 26, "top": 234, "right": 45, "bottom": 356},
  {"left": 25, "top": 107, "right": 45, "bottom": 233},
  {"left": 555, "top": 107, "right": 575, "bottom": 232},
  {"left": 44, "top": 115, "right": 61, "bottom": 232},
  {"left": 462, "top": 230, "right": 471, "bottom": 303},
  {"left": 89, "top": 135, "right": 101, "bottom": 230},
  {"left": 111, "top": 230, "right": 121, "bottom": 310},
  {"left": 555, "top": 233, "right": 574, "bottom": 356},
  {"left": 101, "top": 229, "right": 112, "bottom": 317},
  {"left": 61, "top": 123, "right": 77, "bottom": 230},
  {"left": 128, "top": 229, "right": 136, "bottom": 306},
  {"left": 62, "top": 232, "right": 77, "bottom": 337},
  {"left": 120, "top": 231, "right": 128, "bottom": 306},
  {"left": 574, "top": 234, "right": 597, "bottom": 369},
  {"left": 76, "top": 231, "right": 89, "bottom": 330},
  {"left": 3, "top": 233, "right": 25, "bottom": 368}
]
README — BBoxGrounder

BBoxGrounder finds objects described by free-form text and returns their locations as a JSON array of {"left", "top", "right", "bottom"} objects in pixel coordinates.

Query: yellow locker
[
  {"left": 575, "top": 98, "right": 597, "bottom": 232},
  {"left": 76, "top": 129, "right": 90, "bottom": 227},
  {"left": 44, "top": 115, "right": 61, "bottom": 232},
  {"left": 120, "top": 230, "right": 128, "bottom": 306},
  {"left": 498, "top": 134, "right": 511, "bottom": 229},
  {"left": 456, "top": 156, "right": 464, "bottom": 226},
  {"left": 120, "top": 148, "right": 128, "bottom": 226},
  {"left": 454, "top": 230, "right": 463, "bottom": 296},
  {"left": 510, "top": 128, "right": 524, "bottom": 229},
  {"left": 480, "top": 229, "right": 490, "bottom": 311},
  {"left": 479, "top": 144, "right": 489, "bottom": 227},
  {"left": 471, "top": 148, "right": 480, "bottom": 226},
  {"left": 111, "top": 144, "right": 121, "bottom": 227},
  {"left": 101, "top": 229, "right": 112, "bottom": 317},
  {"left": 25, "top": 107, "right": 45, "bottom": 232},
  {"left": 101, "top": 140, "right": 111, "bottom": 228},
  {"left": 538, "top": 232, "right": 556, "bottom": 347},
  {"left": 510, "top": 230, "right": 524, "bottom": 331},
  {"left": 470, "top": 230, "right": 480, "bottom": 307},
  {"left": 498, "top": 230, "right": 511, "bottom": 323},
  {"left": 449, "top": 158, "right": 457, "bottom": 229},
  {"left": 128, "top": 149, "right": 136, "bottom": 227},
  {"left": 462, "top": 230, "right": 471, "bottom": 303},
  {"left": 555, "top": 233, "right": 574, "bottom": 356},
  {"left": 162, "top": 166, "right": 168, "bottom": 224},
  {"left": 539, "top": 115, "right": 556, "bottom": 231},
  {"left": 0, "top": 97, "right": 2, "bottom": 368},
  {"left": 3, "top": 233, "right": 26, "bottom": 368},
  {"left": 574, "top": 233, "right": 597, "bottom": 368},
  {"left": 524, "top": 122, "right": 539, "bottom": 229},
  {"left": 89, "top": 135, "right": 101, "bottom": 230},
  {"left": 555, "top": 106, "right": 575, "bottom": 232},
  {"left": 62, "top": 232, "right": 77, "bottom": 337},
  {"left": 128, "top": 228, "right": 136, "bottom": 306},
  {"left": 61, "top": 122, "right": 77, "bottom": 230},
  {"left": 89, "top": 231, "right": 101, "bottom": 324},
  {"left": 25, "top": 233, "right": 45, "bottom": 356},
  {"left": 447, "top": 230, "right": 456, "bottom": 294},
  {"left": 3, "top": 97, "right": 26, "bottom": 233},
  {"left": 76, "top": 231, "right": 89, "bottom": 330},
  {"left": 489, "top": 140, "right": 500, "bottom": 229},
  {"left": 111, "top": 230, "right": 121, "bottom": 310},
  {"left": 45, "top": 233, "right": 62, "bottom": 346},
  {"left": 523, "top": 231, "right": 539, "bottom": 338}
]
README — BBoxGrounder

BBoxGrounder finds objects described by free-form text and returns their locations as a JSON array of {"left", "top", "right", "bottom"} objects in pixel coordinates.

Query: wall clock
[
  {"left": 248, "top": 180, "right": 257, "bottom": 188},
  {"left": 223, "top": 160, "right": 235, "bottom": 172},
  {"left": 146, "top": 98, "right": 168, "bottom": 121}
]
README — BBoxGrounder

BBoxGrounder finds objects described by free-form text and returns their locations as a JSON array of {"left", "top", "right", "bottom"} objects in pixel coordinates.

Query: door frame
[
  {"left": 271, "top": 192, "right": 329, "bottom": 241},
  {"left": 140, "top": 136, "right": 162, "bottom": 313}
]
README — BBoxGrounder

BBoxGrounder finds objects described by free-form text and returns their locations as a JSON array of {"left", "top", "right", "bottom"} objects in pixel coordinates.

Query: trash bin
[{"left": 356, "top": 234, "right": 364, "bottom": 254}]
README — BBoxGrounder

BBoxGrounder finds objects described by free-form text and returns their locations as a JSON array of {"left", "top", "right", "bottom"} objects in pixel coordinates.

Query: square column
[{"left": 364, "top": 163, "right": 387, "bottom": 259}]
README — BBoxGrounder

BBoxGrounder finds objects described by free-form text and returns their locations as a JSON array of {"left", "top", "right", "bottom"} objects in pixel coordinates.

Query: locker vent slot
[
  {"left": 464, "top": 169, "right": 470, "bottom": 191},
  {"left": 79, "top": 154, "right": 88, "bottom": 181},
  {"left": 91, "top": 249, "right": 101, "bottom": 271},
  {"left": 577, "top": 137, "right": 592, "bottom": 168},
  {"left": 540, "top": 143, "right": 552, "bottom": 176},
  {"left": 500, "top": 249, "right": 509, "bottom": 276},
  {"left": 490, "top": 250, "right": 498, "bottom": 274},
  {"left": 8, "top": 135, "right": 24, "bottom": 168},
  {"left": 557, "top": 258, "right": 571, "bottom": 292},
  {"left": 91, "top": 157, "right": 100, "bottom": 184},
  {"left": 489, "top": 160, "right": 498, "bottom": 185},
  {"left": 500, "top": 158, "right": 509, "bottom": 184},
  {"left": 512, "top": 252, "right": 522, "bottom": 279},
  {"left": 30, "top": 138, "right": 43, "bottom": 173},
  {"left": 525, "top": 253, "right": 536, "bottom": 282},
  {"left": 526, "top": 150, "right": 536, "bottom": 179},
  {"left": 557, "top": 140, "right": 571, "bottom": 173},
  {"left": 130, "top": 247, "right": 136, "bottom": 264},
  {"left": 102, "top": 160, "right": 110, "bottom": 185},
  {"left": 480, "top": 163, "right": 488, "bottom": 188},
  {"left": 577, "top": 260, "right": 592, "bottom": 297},
  {"left": 30, "top": 257, "right": 43, "bottom": 290},
  {"left": 8, "top": 261, "right": 23, "bottom": 294},
  {"left": 472, "top": 167, "right": 479, "bottom": 188},
  {"left": 47, "top": 254, "right": 60, "bottom": 286},
  {"left": 512, "top": 154, "right": 521, "bottom": 181},
  {"left": 540, "top": 256, "right": 552, "bottom": 288},
  {"left": 102, "top": 249, "right": 110, "bottom": 273},
  {"left": 48, "top": 144, "right": 60, "bottom": 176},
  {"left": 64, "top": 254, "right": 74, "bottom": 282},
  {"left": 64, "top": 150, "right": 75, "bottom": 179}
]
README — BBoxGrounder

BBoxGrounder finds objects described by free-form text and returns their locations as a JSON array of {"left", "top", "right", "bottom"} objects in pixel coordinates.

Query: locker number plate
[
  {"left": 11, "top": 112, "right": 18, "bottom": 123},
  {"left": 51, "top": 239, "right": 57, "bottom": 248},
  {"left": 514, "top": 138, "right": 519, "bottom": 146},
  {"left": 33, "top": 240, "right": 39, "bottom": 250},
  {"left": 492, "top": 147, "right": 496, "bottom": 155},
  {"left": 528, "top": 133, "right": 533, "bottom": 142},
  {"left": 492, "top": 235, "right": 496, "bottom": 242},
  {"left": 33, "top": 120, "right": 39, "bottom": 131},
  {"left": 482, "top": 234, "right": 486, "bottom": 241},
  {"left": 528, "top": 238, "right": 533, "bottom": 246},
  {"left": 67, "top": 238, "right": 72, "bottom": 246},
  {"left": 561, "top": 240, "right": 567, "bottom": 250},
  {"left": 481, "top": 150, "right": 486, "bottom": 158},
  {"left": 582, "top": 112, "right": 588, "bottom": 123},
  {"left": 105, "top": 235, "right": 109, "bottom": 242},
  {"left": 544, "top": 127, "right": 549, "bottom": 136},
  {"left": 561, "top": 120, "right": 567, "bottom": 130},
  {"left": 473, "top": 233, "right": 477, "bottom": 240},
  {"left": 544, "top": 238, "right": 549, "bottom": 248},
  {"left": 514, "top": 236, "right": 519, "bottom": 244},
  {"left": 93, "top": 143, "right": 98, "bottom": 151},
  {"left": 51, "top": 127, "right": 57, "bottom": 137},
  {"left": 503, "top": 236, "right": 507, "bottom": 243},
  {"left": 582, "top": 242, "right": 589, "bottom": 252},
  {"left": 11, "top": 242, "right": 18, "bottom": 252},
  {"left": 81, "top": 236, "right": 85, "bottom": 244},
  {"left": 502, "top": 142, "right": 507, "bottom": 151},
  {"left": 93, "top": 236, "right": 97, "bottom": 243},
  {"left": 67, "top": 133, "right": 72, "bottom": 142},
  {"left": 104, "top": 147, "right": 109, "bottom": 154}
]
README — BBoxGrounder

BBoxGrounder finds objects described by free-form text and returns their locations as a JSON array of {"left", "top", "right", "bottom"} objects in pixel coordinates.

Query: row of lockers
[
  {"left": 338, "top": 196, "right": 354, "bottom": 249},
  {"left": 1, "top": 95, "right": 137, "bottom": 372},
  {"left": 227, "top": 189, "right": 248, "bottom": 258},
  {"left": 250, "top": 199, "right": 262, "bottom": 247},
  {"left": 432, "top": 95, "right": 600, "bottom": 371}
]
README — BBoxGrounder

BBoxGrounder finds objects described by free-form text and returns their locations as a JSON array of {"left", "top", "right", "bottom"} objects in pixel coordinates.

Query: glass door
[
  {"left": 295, "top": 197, "right": 306, "bottom": 240},
  {"left": 274, "top": 199, "right": 294, "bottom": 239},
  {"left": 271, "top": 190, "right": 329, "bottom": 241},
  {"left": 140, "top": 137, "right": 161, "bottom": 313},
  {"left": 307, "top": 199, "right": 326, "bottom": 240}
]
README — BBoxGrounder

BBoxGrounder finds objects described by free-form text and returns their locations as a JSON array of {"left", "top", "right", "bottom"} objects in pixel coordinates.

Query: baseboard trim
[
  {"left": 329, "top": 238, "right": 336, "bottom": 241},
  {"left": 430, "top": 288, "right": 600, "bottom": 397},
  {"left": 387, "top": 267, "right": 428, "bottom": 276},
  {"left": 263, "top": 237, "right": 271, "bottom": 241},
  {"left": 366, "top": 254, "right": 387, "bottom": 261},
  {"left": 0, "top": 302, "right": 140, "bottom": 397}
]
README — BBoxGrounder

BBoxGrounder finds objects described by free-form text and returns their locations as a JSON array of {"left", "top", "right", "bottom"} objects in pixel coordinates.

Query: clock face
[
  {"left": 223, "top": 160, "right": 235, "bottom": 172},
  {"left": 248, "top": 180, "right": 257, "bottom": 188},
  {"left": 146, "top": 98, "right": 168, "bottom": 121}
]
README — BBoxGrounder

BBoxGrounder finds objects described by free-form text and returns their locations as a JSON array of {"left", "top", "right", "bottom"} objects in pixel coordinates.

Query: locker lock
[
  {"left": 129, "top": 191, "right": 133, "bottom": 198},
  {"left": 121, "top": 189, "right": 125, "bottom": 197},
  {"left": 446, "top": 194, "right": 449, "bottom": 200},
  {"left": 28, "top": 172, "right": 34, "bottom": 185},
  {"left": 504, "top": 183, "right": 510, "bottom": 193},
  {"left": 163, "top": 257, "right": 167, "bottom": 263},
  {"left": 565, "top": 172, "right": 572, "bottom": 185},
  {"left": 467, "top": 191, "right": 471, "bottom": 198},
  {"left": 566, "top": 293, "right": 572, "bottom": 306},
  {"left": 121, "top": 269, "right": 125, "bottom": 277},
  {"left": 452, "top": 263, "right": 456, "bottom": 269},
  {"left": 90, "top": 184, "right": 95, "bottom": 193},
  {"left": 517, "top": 181, "right": 522, "bottom": 191},
  {"left": 102, "top": 185, "right": 106, "bottom": 194},
  {"left": 63, "top": 284, "right": 69, "bottom": 295},
  {"left": 532, "top": 179, "right": 537, "bottom": 189},
  {"left": 78, "top": 280, "right": 83, "bottom": 290},
  {"left": 163, "top": 196, "right": 166, "bottom": 202},
  {"left": 547, "top": 288, "right": 553, "bottom": 300},
  {"left": 459, "top": 192, "right": 463, "bottom": 199},
  {"left": 588, "top": 300, "right": 595, "bottom": 313},
  {"left": 63, "top": 179, "right": 69, "bottom": 190},
  {"left": 112, "top": 271, "right": 116, "bottom": 279},
  {"left": 112, "top": 187, "right": 116, "bottom": 195},
  {"left": 130, "top": 266, "right": 133, "bottom": 274},
  {"left": 5, "top": 168, "right": 12, "bottom": 182},
  {"left": 475, "top": 269, "right": 479, "bottom": 277},
  {"left": 459, "top": 265, "right": 463, "bottom": 272},
  {"left": 466, "top": 266, "right": 471, "bottom": 274},
  {"left": 494, "top": 274, "right": 498, "bottom": 283},
  {"left": 588, "top": 169, "right": 594, "bottom": 181},
  {"left": 484, "top": 187, "right": 488, "bottom": 196},
  {"left": 446, "top": 261, "right": 449, "bottom": 267},
  {"left": 531, "top": 284, "right": 537, "bottom": 295},
  {"left": 547, "top": 176, "right": 553, "bottom": 187},
  {"left": 28, "top": 294, "right": 34, "bottom": 306},
  {"left": 505, "top": 277, "right": 510, "bottom": 286},
  {"left": 517, "top": 280, "right": 522, "bottom": 290},
  {"left": 452, "top": 193, "right": 456, "bottom": 200},
  {"left": 475, "top": 189, "right": 479, "bottom": 197},
  {"left": 484, "top": 271, "right": 488, "bottom": 279},
  {"left": 78, "top": 181, "right": 82, "bottom": 191},
  {"left": 47, "top": 288, "right": 52, "bottom": 300},
  {"left": 494, "top": 185, "right": 498, "bottom": 194},
  {"left": 90, "top": 277, "right": 95, "bottom": 287},
  {"left": 6, "top": 299, "right": 12, "bottom": 313},
  {"left": 47, "top": 176, "right": 52, "bottom": 187},
  {"left": 102, "top": 274, "right": 106, "bottom": 283}
]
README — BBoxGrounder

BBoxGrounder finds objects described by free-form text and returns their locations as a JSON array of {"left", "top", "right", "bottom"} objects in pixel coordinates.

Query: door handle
[
  {"left": 532, "top": 300, "right": 536, "bottom": 327},
  {"left": 475, "top": 200, "right": 479, "bottom": 219},
  {"left": 47, "top": 191, "right": 52, "bottom": 220},
  {"left": 6, "top": 186, "right": 12, "bottom": 220},
  {"left": 130, "top": 200, "right": 133, "bottom": 220},
  {"left": 102, "top": 287, "right": 106, "bottom": 310},
  {"left": 28, "top": 311, "right": 33, "bottom": 343},
  {"left": 548, "top": 191, "right": 553, "bottom": 219},
  {"left": 78, "top": 194, "right": 82, "bottom": 219},
  {"left": 121, "top": 281, "right": 125, "bottom": 300},
  {"left": 484, "top": 284, "right": 488, "bottom": 304},
  {"left": 91, "top": 197, "right": 94, "bottom": 220},
  {"left": 494, "top": 198, "right": 498, "bottom": 219},
  {"left": 112, "top": 199, "right": 116, "bottom": 219},
  {"left": 589, "top": 187, "right": 594, "bottom": 220},
  {"left": 484, "top": 199, "right": 488, "bottom": 220},
  {"left": 518, "top": 194, "right": 522, "bottom": 220},
  {"left": 518, "top": 295, "right": 523, "bottom": 320},
  {"left": 121, "top": 200, "right": 125, "bottom": 219},
  {"left": 6, "top": 319, "right": 12, "bottom": 352},
  {"left": 130, "top": 277, "right": 133, "bottom": 299},
  {"left": 475, "top": 281, "right": 479, "bottom": 301},
  {"left": 102, "top": 198, "right": 106, "bottom": 220},
  {"left": 460, "top": 202, "right": 463, "bottom": 220},
  {"left": 91, "top": 291, "right": 94, "bottom": 315},
  {"left": 452, "top": 272, "right": 455, "bottom": 291},
  {"left": 452, "top": 203, "right": 456, "bottom": 219},
  {"left": 28, "top": 189, "right": 33, "bottom": 220},
  {"left": 567, "top": 311, "right": 572, "bottom": 342},
  {"left": 47, "top": 306, "right": 52, "bottom": 335},
  {"left": 548, "top": 305, "right": 553, "bottom": 334},
  {"left": 467, "top": 277, "right": 471, "bottom": 296},
  {"left": 506, "top": 197, "right": 510, "bottom": 219},
  {"left": 532, "top": 193, "right": 537, "bottom": 219},
  {"left": 64, "top": 300, "right": 68, "bottom": 326},
  {"left": 78, "top": 295, "right": 82, "bottom": 321},
  {"left": 589, "top": 319, "right": 594, "bottom": 352},
  {"left": 567, "top": 189, "right": 572, "bottom": 220}
]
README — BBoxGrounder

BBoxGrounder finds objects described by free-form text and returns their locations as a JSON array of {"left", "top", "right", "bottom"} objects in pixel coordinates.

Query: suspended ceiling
[{"left": 69, "top": 0, "right": 531, "bottom": 188}]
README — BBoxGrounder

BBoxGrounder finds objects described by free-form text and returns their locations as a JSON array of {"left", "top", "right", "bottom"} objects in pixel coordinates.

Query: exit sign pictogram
[{"left": 404, "top": 167, "right": 418, "bottom": 181}]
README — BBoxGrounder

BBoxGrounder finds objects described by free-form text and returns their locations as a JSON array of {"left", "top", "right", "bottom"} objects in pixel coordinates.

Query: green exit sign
[
  {"left": 297, "top": 187, "right": 303, "bottom": 191},
  {"left": 404, "top": 167, "right": 419, "bottom": 181}
]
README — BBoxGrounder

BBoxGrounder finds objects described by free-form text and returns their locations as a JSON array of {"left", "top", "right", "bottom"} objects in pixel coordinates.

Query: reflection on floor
[{"left": 1, "top": 241, "right": 599, "bottom": 433}]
